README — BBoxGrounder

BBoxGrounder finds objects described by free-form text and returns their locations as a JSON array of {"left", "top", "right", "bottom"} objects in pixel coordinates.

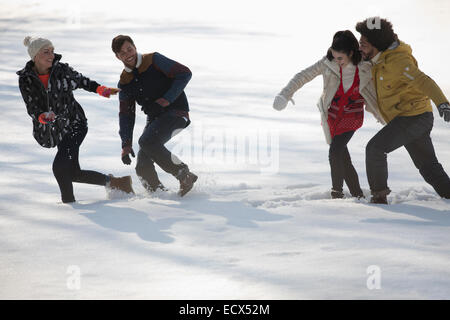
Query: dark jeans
[
  {"left": 53, "top": 126, "right": 108, "bottom": 203},
  {"left": 329, "top": 130, "right": 363, "bottom": 196},
  {"left": 366, "top": 112, "right": 450, "bottom": 198},
  {"left": 136, "top": 110, "right": 189, "bottom": 190}
]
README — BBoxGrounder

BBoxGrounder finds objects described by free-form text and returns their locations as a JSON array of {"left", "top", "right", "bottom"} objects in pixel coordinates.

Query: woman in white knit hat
[{"left": 17, "top": 36, "right": 134, "bottom": 203}]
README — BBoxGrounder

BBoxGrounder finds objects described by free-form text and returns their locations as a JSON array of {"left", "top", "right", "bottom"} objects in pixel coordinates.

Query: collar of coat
[
  {"left": 372, "top": 40, "right": 404, "bottom": 66},
  {"left": 322, "top": 57, "right": 373, "bottom": 90},
  {"left": 17, "top": 53, "right": 63, "bottom": 77},
  {"left": 124, "top": 53, "right": 143, "bottom": 72},
  {"left": 119, "top": 53, "right": 154, "bottom": 85}
]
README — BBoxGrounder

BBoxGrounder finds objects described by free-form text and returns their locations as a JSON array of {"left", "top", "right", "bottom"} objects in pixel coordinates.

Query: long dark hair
[{"left": 326, "top": 30, "right": 362, "bottom": 65}]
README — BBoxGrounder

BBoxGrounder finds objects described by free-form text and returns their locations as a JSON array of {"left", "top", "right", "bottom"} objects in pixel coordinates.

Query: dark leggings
[
  {"left": 329, "top": 131, "right": 363, "bottom": 196},
  {"left": 52, "top": 126, "right": 108, "bottom": 203}
]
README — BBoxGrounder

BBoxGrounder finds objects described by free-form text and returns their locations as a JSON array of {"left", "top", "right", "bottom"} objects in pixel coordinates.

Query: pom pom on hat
[
  {"left": 23, "top": 36, "right": 32, "bottom": 47},
  {"left": 23, "top": 36, "right": 53, "bottom": 60}
]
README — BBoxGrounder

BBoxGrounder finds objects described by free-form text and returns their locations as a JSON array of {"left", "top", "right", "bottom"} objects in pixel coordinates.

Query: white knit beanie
[{"left": 23, "top": 36, "right": 53, "bottom": 60}]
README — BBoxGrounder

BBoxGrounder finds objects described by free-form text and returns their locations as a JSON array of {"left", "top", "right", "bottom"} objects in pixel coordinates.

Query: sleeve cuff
[{"left": 122, "top": 140, "right": 132, "bottom": 148}]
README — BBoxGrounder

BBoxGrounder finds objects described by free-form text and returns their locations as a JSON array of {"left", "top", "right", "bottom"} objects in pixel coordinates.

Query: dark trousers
[
  {"left": 136, "top": 111, "right": 189, "bottom": 191},
  {"left": 329, "top": 130, "right": 363, "bottom": 196},
  {"left": 53, "top": 126, "right": 107, "bottom": 203},
  {"left": 366, "top": 112, "right": 450, "bottom": 198}
]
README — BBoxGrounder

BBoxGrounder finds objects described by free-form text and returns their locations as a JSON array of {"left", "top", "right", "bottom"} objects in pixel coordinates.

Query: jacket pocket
[{"left": 380, "top": 76, "right": 397, "bottom": 91}]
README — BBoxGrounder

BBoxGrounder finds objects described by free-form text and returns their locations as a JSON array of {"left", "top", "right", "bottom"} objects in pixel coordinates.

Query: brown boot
[
  {"left": 108, "top": 175, "right": 134, "bottom": 194},
  {"left": 331, "top": 189, "right": 344, "bottom": 199},
  {"left": 370, "top": 188, "right": 391, "bottom": 204},
  {"left": 176, "top": 167, "right": 198, "bottom": 197}
]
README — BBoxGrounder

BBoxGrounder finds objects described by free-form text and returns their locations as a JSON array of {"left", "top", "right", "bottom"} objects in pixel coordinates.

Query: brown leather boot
[
  {"left": 370, "top": 188, "right": 391, "bottom": 204},
  {"left": 176, "top": 167, "right": 198, "bottom": 197},
  {"left": 331, "top": 189, "right": 344, "bottom": 199},
  {"left": 108, "top": 175, "right": 134, "bottom": 194}
]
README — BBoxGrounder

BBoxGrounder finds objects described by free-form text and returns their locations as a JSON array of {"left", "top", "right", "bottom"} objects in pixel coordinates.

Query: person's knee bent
[
  {"left": 138, "top": 134, "right": 161, "bottom": 152},
  {"left": 366, "top": 137, "right": 385, "bottom": 162},
  {"left": 71, "top": 168, "right": 83, "bottom": 182}
]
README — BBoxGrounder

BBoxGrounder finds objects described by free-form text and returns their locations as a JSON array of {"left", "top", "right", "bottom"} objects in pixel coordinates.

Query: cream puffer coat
[{"left": 277, "top": 57, "right": 385, "bottom": 144}]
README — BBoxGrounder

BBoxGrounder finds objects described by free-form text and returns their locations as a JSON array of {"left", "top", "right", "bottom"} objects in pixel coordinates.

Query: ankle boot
[
  {"left": 370, "top": 188, "right": 390, "bottom": 204},
  {"left": 108, "top": 175, "right": 134, "bottom": 194},
  {"left": 176, "top": 167, "right": 198, "bottom": 197},
  {"left": 331, "top": 189, "right": 344, "bottom": 199}
]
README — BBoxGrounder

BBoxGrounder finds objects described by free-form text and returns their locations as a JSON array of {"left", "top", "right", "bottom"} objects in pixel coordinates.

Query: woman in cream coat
[{"left": 273, "top": 30, "right": 385, "bottom": 199}]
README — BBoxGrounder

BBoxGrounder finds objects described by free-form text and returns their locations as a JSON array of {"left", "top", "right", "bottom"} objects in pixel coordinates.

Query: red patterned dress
[{"left": 327, "top": 66, "right": 364, "bottom": 138}]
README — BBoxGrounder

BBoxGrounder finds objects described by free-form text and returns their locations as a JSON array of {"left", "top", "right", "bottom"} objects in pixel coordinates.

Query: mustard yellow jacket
[{"left": 372, "top": 41, "right": 448, "bottom": 123}]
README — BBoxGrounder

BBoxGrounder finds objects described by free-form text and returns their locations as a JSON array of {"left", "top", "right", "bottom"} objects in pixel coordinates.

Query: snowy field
[{"left": 0, "top": 0, "right": 449, "bottom": 299}]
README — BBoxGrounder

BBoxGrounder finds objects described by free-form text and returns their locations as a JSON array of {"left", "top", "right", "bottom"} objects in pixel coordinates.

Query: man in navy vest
[{"left": 112, "top": 35, "right": 197, "bottom": 196}]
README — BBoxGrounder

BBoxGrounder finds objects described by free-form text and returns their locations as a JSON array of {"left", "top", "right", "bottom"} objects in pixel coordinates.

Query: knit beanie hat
[{"left": 23, "top": 36, "right": 53, "bottom": 60}]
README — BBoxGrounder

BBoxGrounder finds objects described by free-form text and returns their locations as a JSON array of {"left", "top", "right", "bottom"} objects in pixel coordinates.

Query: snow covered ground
[{"left": 0, "top": 0, "right": 449, "bottom": 299}]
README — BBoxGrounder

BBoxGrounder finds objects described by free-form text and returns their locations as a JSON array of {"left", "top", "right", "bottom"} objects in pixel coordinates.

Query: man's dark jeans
[
  {"left": 366, "top": 112, "right": 450, "bottom": 198},
  {"left": 136, "top": 110, "right": 189, "bottom": 191}
]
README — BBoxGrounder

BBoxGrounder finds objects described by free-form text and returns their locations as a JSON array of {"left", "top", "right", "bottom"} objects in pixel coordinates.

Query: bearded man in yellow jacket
[{"left": 356, "top": 17, "right": 450, "bottom": 204}]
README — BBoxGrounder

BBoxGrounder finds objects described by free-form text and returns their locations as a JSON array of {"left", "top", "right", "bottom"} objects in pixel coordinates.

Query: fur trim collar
[{"left": 124, "top": 53, "right": 142, "bottom": 73}]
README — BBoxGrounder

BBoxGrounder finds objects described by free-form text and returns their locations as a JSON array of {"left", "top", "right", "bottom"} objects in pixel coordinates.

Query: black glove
[
  {"left": 142, "top": 101, "right": 165, "bottom": 119},
  {"left": 121, "top": 146, "right": 135, "bottom": 165},
  {"left": 438, "top": 103, "right": 450, "bottom": 122}
]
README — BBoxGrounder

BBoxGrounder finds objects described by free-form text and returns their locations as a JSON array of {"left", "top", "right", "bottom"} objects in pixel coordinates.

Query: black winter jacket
[{"left": 17, "top": 54, "right": 100, "bottom": 148}]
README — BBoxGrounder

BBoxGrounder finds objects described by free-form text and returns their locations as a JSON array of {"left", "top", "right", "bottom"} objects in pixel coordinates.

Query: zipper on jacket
[
  {"left": 30, "top": 64, "right": 56, "bottom": 114},
  {"left": 46, "top": 65, "right": 56, "bottom": 113},
  {"left": 28, "top": 73, "right": 50, "bottom": 119}
]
